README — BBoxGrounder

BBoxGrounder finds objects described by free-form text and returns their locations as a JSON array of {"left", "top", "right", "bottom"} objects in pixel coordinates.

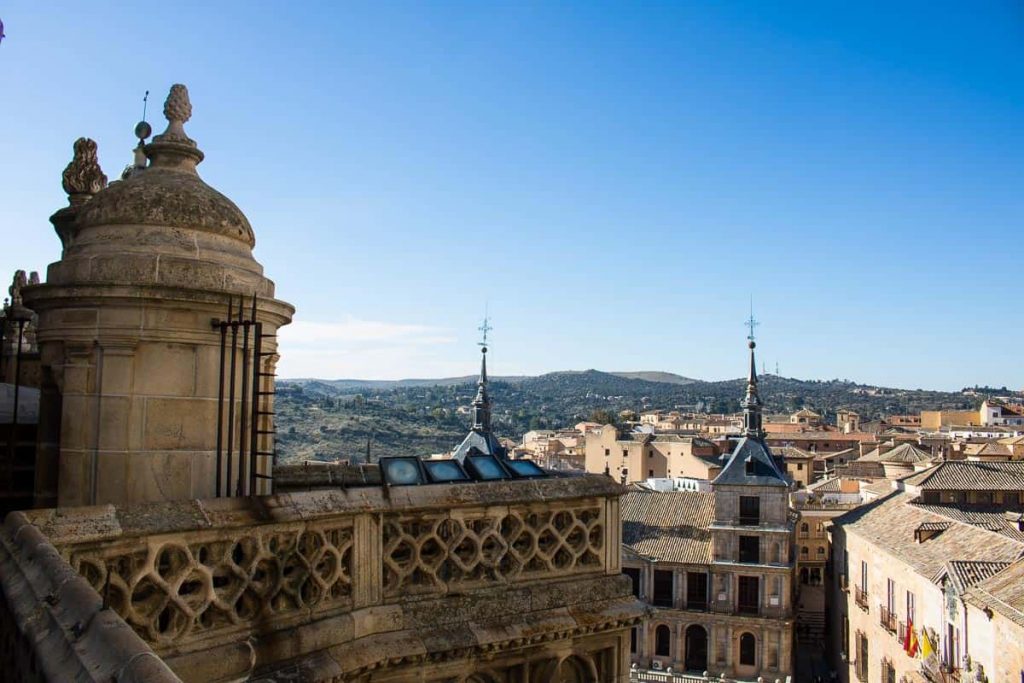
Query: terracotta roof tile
[
  {"left": 620, "top": 490, "right": 714, "bottom": 565},
  {"left": 903, "top": 461, "right": 1024, "bottom": 490},
  {"left": 833, "top": 492, "right": 1024, "bottom": 579},
  {"left": 965, "top": 558, "right": 1024, "bottom": 628}
]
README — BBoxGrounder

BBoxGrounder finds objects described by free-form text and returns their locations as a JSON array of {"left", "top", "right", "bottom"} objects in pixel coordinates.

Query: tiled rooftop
[
  {"left": 910, "top": 503, "right": 1024, "bottom": 543},
  {"left": 857, "top": 442, "right": 932, "bottom": 464},
  {"left": 903, "top": 461, "right": 1024, "bottom": 490},
  {"left": 834, "top": 491, "right": 1024, "bottom": 579},
  {"left": 620, "top": 489, "right": 714, "bottom": 565},
  {"left": 965, "top": 558, "right": 1024, "bottom": 628},
  {"left": 936, "top": 560, "right": 1010, "bottom": 594}
]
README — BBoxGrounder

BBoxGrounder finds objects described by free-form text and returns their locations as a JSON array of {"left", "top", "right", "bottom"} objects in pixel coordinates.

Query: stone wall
[
  {"left": 0, "top": 511, "right": 181, "bottom": 683},
  {"left": 12, "top": 475, "right": 643, "bottom": 682}
]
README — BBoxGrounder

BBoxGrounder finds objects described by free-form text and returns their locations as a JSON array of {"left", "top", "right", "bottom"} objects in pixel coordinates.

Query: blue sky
[{"left": 1, "top": 2, "right": 1021, "bottom": 390}]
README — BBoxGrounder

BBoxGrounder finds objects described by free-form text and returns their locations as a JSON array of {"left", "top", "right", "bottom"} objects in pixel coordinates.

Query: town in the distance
[{"left": 1, "top": 81, "right": 1021, "bottom": 683}]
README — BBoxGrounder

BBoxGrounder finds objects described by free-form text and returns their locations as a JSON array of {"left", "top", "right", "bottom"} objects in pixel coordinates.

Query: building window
[
  {"left": 739, "top": 632, "right": 756, "bottom": 666},
  {"left": 881, "top": 657, "right": 895, "bottom": 683},
  {"left": 800, "top": 522, "right": 809, "bottom": 536},
  {"left": 686, "top": 571, "right": 708, "bottom": 610},
  {"left": 739, "top": 496, "right": 760, "bottom": 525},
  {"left": 738, "top": 576, "right": 759, "bottom": 615},
  {"left": 855, "top": 632, "right": 869, "bottom": 683},
  {"left": 623, "top": 567, "right": 641, "bottom": 598},
  {"left": 745, "top": 459, "right": 755, "bottom": 475},
  {"left": 841, "top": 617, "right": 849, "bottom": 658},
  {"left": 797, "top": 463, "right": 803, "bottom": 470},
  {"left": 648, "top": 469, "right": 654, "bottom": 477},
  {"left": 604, "top": 448, "right": 610, "bottom": 456},
  {"left": 653, "top": 570, "right": 674, "bottom": 607},
  {"left": 801, "top": 546, "right": 809, "bottom": 557},
  {"left": 738, "top": 536, "right": 760, "bottom": 564},
  {"left": 648, "top": 450, "right": 653, "bottom": 458},
  {"left": 630, "top": 626, "right": 637, "bottom": 653},
  {"left": 906, "top": 590, "right": 915, "bottom": 624},
  {"left": 816, "top": 546, "right": 825, "bottom": 556},
  {"left": 655, "top": 624, "right": 671, "bottom": 657},
  {"left": 622, "top": 449, "right": 628, "bottom": 458}
]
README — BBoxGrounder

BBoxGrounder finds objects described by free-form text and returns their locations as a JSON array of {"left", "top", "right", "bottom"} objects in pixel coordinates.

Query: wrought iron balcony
[
  {"left": 854, "top": 585, "right": 869, "bottom": 611},
  {"left": 879, "top": 606, "right": 897, "bottom": 633}
]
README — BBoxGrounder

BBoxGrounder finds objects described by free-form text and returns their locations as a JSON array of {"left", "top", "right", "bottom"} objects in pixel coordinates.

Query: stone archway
[{"left": 684, "top": 624, "right": 708, "bottom": 672}]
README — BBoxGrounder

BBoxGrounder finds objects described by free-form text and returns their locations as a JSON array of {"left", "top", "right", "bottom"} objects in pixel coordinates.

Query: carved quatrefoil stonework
[
  {"left": 382, "top": 504, "right": 605, "bottom": 597},
  {"left": 69, "top": 522, "right": 354, "bottom": 646}
]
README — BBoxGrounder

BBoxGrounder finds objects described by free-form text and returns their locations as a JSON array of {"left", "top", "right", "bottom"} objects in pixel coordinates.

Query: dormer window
[{"left": 745, "top": 457, "right": 755, "bottom": 476}]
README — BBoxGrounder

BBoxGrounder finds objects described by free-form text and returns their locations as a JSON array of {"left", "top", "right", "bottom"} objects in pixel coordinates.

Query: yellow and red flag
[{"left": 904, "top": 620, "right": 919, "bottom": 658}]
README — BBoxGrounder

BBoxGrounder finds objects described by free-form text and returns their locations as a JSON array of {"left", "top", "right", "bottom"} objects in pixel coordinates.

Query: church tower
[
  {"left": 22, "top": 85, "right": 294, "bottom": 506},
  {"left": 452, "top": 318, "right": 506, "bottom": 461},
  {"left": 706, "top": 333, "right": 795, "bottom": 678}
]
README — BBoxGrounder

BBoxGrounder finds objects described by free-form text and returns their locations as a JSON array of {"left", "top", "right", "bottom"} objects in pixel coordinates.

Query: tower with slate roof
[{"left": 706, "top": 333, "right": 796, "bottom": 678}]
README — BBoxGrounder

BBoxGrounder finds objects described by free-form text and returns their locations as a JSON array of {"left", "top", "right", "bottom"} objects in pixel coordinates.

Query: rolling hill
[{"left": 273, "top": 370, "right": 980, "bottom": 463}]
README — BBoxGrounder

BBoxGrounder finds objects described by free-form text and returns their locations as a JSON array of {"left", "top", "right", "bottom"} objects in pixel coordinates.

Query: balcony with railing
[
  {"left": 854, "top": 585, "right": 869, "bottom": 611},
  {"left": 879, "top": 606, "right": 898, "bottom": 634},
  {"left": 3, "top": 474, "right": 643, "bottom": 682}
]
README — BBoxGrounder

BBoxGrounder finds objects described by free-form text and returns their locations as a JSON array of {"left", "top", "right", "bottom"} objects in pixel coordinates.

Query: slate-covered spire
[
  {"left": 471, "top": 343, "right": 491, "bottom": 433},
  {"left": 452, "top": 315, "right": 505, "bottom": 462},
  {"left": 741, "top": 338, "right": 764, "bottom": 439}
]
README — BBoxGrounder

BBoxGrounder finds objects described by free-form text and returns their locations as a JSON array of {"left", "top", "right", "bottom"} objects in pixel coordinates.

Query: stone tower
[
  {"left": 22, "top": 84, "right": 294, "bottom": 507},
  {"left": 707, "top": 337, "right": 796, "bottom": 678}
]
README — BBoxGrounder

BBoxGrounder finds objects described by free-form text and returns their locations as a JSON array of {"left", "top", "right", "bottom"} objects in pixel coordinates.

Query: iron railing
[
  {"left": 854, "top": 585, "right": 869, "bottom": 611},
  {"left": 213, "top": 295, "right": 277, "bottom": 497},
  {"left": 879, "top": 606, "right": 897, "bottom": 634}
]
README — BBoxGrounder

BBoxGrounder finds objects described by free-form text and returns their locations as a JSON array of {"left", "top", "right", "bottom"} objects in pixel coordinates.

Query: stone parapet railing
[
  {"left": 0, "top": 511, "right": 181, "bottom": 683},
  {"left": 13, "top": 474, "right": 630, "bottom": 680}
]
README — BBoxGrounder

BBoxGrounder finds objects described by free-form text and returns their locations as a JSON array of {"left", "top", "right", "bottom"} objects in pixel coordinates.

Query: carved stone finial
[
  {"left": 161, "top": 84, "right": 193, "bottom": 140},
  {"left": 61, "top": 138, "right": 107, "bottom": 203},
  {"left": 9, "top": 270, "right": 27, "bottom": 307}
]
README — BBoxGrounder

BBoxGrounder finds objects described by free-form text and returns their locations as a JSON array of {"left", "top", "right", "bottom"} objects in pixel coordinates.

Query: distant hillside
[
  {"left": 274, "top": 370, "right": 979, "bottom": 463},
  {"left": 283, "top": 375, "right": 531, "bottom": 391},
  {"left": 610, "top": 371, "right": 697, "bottom": 385}
]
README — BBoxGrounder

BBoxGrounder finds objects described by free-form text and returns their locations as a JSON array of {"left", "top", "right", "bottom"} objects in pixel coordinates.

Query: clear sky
[{"left": 1, "top": 2, "right": 1022, "bottom": 390}]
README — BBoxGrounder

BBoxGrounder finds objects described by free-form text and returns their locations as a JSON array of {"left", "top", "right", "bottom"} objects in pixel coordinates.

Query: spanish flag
[
  {"left": 920, "top": 628, "right": 935, "bottom": 659},
  {"left": 905, "top": 621, "right": 919, "bottom": 658}
]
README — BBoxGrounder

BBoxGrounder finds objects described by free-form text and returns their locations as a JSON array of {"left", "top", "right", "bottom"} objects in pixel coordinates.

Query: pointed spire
[
  {"left": 471, "top": 315, "right": 492, "bottom": 433},
  {"left": 742, "top": 308, "right": 764, "bottom": 440}
]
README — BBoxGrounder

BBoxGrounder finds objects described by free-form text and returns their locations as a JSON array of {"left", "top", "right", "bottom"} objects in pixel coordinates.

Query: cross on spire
[
  {"left": 745, "top": 300, "right": 759, "bottom": 343},
  {"left": 478, "top": 312, "right": 492, "bottom": 350}
]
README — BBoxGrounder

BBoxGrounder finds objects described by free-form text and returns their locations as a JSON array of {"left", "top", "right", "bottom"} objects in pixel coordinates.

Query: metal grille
[{"left": 213, "top": 296, "right": 276, "bottom": 497}]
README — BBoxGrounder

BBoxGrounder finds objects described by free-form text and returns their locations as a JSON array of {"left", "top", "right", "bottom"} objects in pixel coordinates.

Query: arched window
[
  {"left": 817, "top": 546, "right": 826, "bottom": 555},
  {"left": 800, "top": 522, "right": 809, "bottom": 535},
  {"left": 655, "top": 625, "right": 671, "bottom": 657},
  {"left": 801, "top": 546, "right": 809, "bottom": 556},
  {"left": 739, "top": 632, "right": 756, "bottom": 666}
]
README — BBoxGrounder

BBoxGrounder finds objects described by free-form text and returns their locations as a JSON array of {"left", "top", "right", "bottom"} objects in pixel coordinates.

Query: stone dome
[
  {"left": 76, "top": 167, "right": 255, "bottom": 247},
  {"left": 44, "top": 84, "right": 276, "bottom": 297},
  {"left": 74, "top": 83, "right": 254, "bottom": 247}
]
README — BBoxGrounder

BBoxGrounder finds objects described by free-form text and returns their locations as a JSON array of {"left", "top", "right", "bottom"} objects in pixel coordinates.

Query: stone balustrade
[{"left": 8, "top": 474, "right": 634, "bottom": 681}]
